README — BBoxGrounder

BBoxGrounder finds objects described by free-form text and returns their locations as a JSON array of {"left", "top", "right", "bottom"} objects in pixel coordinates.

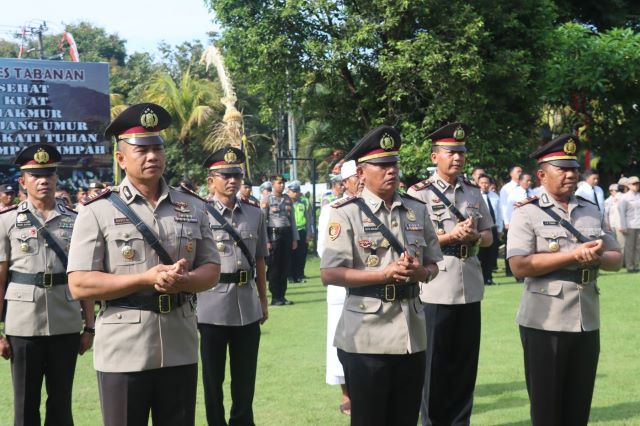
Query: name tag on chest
[
  {"left": 405, "top": 223, "right": 423, "bottom": 231},
  {"left": 175, "top": 214, "right": 198, "bottom": 223}
]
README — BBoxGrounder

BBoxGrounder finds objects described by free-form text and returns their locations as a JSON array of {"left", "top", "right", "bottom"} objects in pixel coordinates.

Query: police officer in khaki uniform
[
  {"left": 198, "top": 146, "right": 269, "bottom": 426},
  {"left": 261, "top": 175, "right": 298, "bottom": 305},
  {"left": 508, "top": 135, "right": 622, "bottom": 426},
  {"left": 66, "top": 103, "right": 221, "bottom": 426},
  {"left": 0, "top": 144, "right": 95, "bottom": 426},
  {"left": 407, "top": 123, "right": 494, "bottom": 426},
  {"left": 321, "top": 125, "right": 442, "bottom": 426}
]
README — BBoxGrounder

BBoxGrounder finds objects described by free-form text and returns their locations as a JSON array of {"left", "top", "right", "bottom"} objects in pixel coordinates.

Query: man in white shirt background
[
  {"left": 499, "top": 165, "right": 522, "bottom": 277},
  {"left": 575, "top": 169, "right": 605, "bottom": 220},
  {"left": 477, "top": 174, "right": 502, "bottom": 285}
]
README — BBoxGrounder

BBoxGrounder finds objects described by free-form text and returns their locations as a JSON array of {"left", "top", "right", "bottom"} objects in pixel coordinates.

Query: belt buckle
[
  {"left": 581, "top": 269, "right": 592, "bottom": 284},
  {"left": 42, "top": 273, "right": 54, "bottom": 288},
  {"left": 158, "top": 294, "right": 172, "bottom": 314},
  {"left": 384, "top": 284, "right": 396, "bottom": 302},
  {"left": 238, "top": 270, "right": 248, "bottom": 285},
  {"left": 460, "top": 245, "right": 468, "bottom": 259}
]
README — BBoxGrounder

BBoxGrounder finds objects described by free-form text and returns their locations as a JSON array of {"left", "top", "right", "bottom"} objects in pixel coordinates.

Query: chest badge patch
[
  {"left": 406, "top": 208, "right": 416, "bottom": 221},
  {"left": 328, "top": 223, "right": 341, "bottom": 240}
]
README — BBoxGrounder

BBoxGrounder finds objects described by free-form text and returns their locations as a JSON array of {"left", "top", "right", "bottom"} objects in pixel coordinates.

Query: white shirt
[
  {"left": 619, "top": 191, "right": 640, "bottom": 229},
  {"left": 505, "top": 185, "right": 532, "bottom": 225},
  {"left": 604, "top": 194, "right": 622, "bottom": 230},
  {"left": 499, "top": 180, "right": 519, "bottom": 223},
  {"left": 575, "top": 182, "right": 605, "bottom": 219},
  {"left": 481, "top": 190, "right": 503, "bottom": 233}
]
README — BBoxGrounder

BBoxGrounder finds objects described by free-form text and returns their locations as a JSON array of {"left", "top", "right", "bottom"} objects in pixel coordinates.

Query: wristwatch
[{"left": 83, "top": 326, "right": 95, "bottom": 334}]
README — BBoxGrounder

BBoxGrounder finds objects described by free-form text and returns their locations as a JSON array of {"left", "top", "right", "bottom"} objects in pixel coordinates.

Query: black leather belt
[
  {"left": 218, "top": 270, "right": 251, "bottom": 285},
  {"left": 349, "top": 283, "right": 420, "bottom": 302},
  {"left": 441, "top": 244, "right": 478, "bottom": 259},
  {"left": 543, "top": 268, "right": 599, "bottom": 284},
  {"left": 9, "top": 271, "right": 67, "bottom": 288},
  {"left": 106, "top": 292, "right": 191, "bottom": 314}
]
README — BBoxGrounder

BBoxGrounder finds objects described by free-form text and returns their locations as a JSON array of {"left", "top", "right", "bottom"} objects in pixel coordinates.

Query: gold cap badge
[
  {"left": 140, "top": 108, "right": 159, "bottom": 129},
  {"left": 224, "top": 150, "right": 238, "bottom": 163},
  {"left": 380, "top": 133, "right": 394, "bottom": 150},
  {"left": 33, "top": 148, "right": 50, "bottom": 164},
  {"left": 453, "top": 126, "right": 465, "bottom": 141},
  {"left": 563, "top": 138, "right": 577, "bottom": 155}
]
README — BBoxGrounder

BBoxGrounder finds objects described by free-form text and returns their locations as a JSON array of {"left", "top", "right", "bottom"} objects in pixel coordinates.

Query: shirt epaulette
[
  {"left": 81, "top": 188, "right": 111, "bottom": 205},
  {"left": 410, "top": 179, "right": 432, "bottom": 191},
  {"left": 400, "top": 192, "right": 426, "bottom": 204},
  {"left": 240, "top": 198, "right": 260, "bottom": 208},
  {"left": 57, "top": 202, "right": 77, "bottom": 214},
  {"left": 515, "top": 196, "right": 539, "bottom": 208},
  {"left": 462, "top": 176, "right": 479, "bottom": 188},
  {"left": 0, "top": 204, "right": 18, "bottom": 214},
  {"left": 576, "top": 195, "right": 596, "bottom": 206},
  {"left": 177, "top": 183, "right": 206, "bottom": 202},
  {"left": 331, "top": 195, "right": 357, "bottom": 208}
]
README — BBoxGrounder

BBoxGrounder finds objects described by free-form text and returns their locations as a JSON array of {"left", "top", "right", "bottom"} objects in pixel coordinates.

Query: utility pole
[{"left": 17, "top": 21, "right": 48, "bottom": 59}]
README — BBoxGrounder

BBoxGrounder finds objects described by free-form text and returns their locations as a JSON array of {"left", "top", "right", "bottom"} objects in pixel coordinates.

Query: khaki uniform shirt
[
  {"left": 197, "top": 197, "right": 268, "bottom": 326},
  {"left": 67, "top": 177, "right": 219, "bottom": 372},
  {"left": 507, "top": 191, "right": 619, "bottom": 332},
  {"left": 618, "top": 191, "right": 640, "bottom": 229},
  {"left": 408, "top": 173, "right": 493, "bottom": 305},
  {"left": 0, "top": 200, "right": 82, "bottom": 336},
  {"left": 261, "top": 193, "right": 299, "bottom": 240},
  {"left": 320, "top": 187, "right": 443, "bottom": 354}
]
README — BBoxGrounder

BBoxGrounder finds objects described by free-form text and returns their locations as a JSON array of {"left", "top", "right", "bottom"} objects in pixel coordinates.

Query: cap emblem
[
  {"left": 380, "top": 133, "right": 394, "bottom": 150},
  {"left": 453, "top": 126, "right": 465, "bottom": 141},
  {"left": 140, "top": 108, "right": 159, "bottom": 129},
  {"left": 563, "top": 138, "right": 577, "bottom": 155},
  {"left": 224, "top": 150, "right": 238, "bottom": 163},
  {"left": 33, "top": 148, "right": 50, "bottom": 164}
]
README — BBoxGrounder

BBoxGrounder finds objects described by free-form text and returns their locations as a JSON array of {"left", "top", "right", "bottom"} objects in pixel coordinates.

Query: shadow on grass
[
  {"left": 590, "top": 400, "right": 640, "bottom": 423},
  {"left": 475, "top": 381, "right": 524, "bottom": 397},
  {"left": 287, "top": 288, "right": 327, "bottom": 296}
]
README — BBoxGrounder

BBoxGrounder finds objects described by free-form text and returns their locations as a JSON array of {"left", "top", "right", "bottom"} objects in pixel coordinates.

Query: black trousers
[
  {"left": 520, "top": 326, "right": 600, "bottom": 426},
  {"left": 97, "top": 364, "right": 197, "bottom": 426},
  {"left": 267, "top": 228, "right": 292, "bottom": 300},
  {"left": 503, "top": 229, "right": 513, "bottom": 276},
  {"left": 199, "top": 322, "right": 261, "bottom": 426},
  {"left": 338, "top": 349, "right": 426, "bottom": 426},
  {"left": 478, "top": 227, "right": 499, "bottom": 282},
  {"left": 421, "top": 302, "right": 481, "bottom": 426},
  {"left": 290, "top": 229, "right": 307, "bottom": 280},
  {"left": 8, "top": 333, "right": 80, "bottom": 426}
]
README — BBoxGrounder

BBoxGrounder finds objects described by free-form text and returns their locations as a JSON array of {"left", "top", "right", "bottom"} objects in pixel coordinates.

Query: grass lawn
[{"left": 1, "top": 257, "right": 639, "bottom": 425}]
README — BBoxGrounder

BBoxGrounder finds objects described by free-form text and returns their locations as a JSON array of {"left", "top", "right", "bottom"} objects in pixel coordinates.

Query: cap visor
[
  {"left": 24, "top": 167, "right": 56, "bottom": 176},
  {"left": 215, "top": 167, "right": 244, "bottom": 174},
  {"left": 361, "top": 155, "right": 399, "bottom": 164},
  {"left": 121, "top": 135, "right": 164, "bottom": 146},
  {"left": 437, "top": 146, "right": 466, "bottom": 152},
  {"left": 545, "top": 159, "right": 580, "bottom": 168}
]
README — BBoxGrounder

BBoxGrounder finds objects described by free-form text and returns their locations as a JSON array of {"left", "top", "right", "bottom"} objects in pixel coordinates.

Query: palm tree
[{"left": 142, "top": 69, "right": 222, "bottom": 178}]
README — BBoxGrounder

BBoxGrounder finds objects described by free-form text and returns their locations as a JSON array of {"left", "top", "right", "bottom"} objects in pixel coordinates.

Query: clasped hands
[
  {"left": 449, "top": 218, "right": 480, "bottom": 243},
  {"left": 383, "top": 252, "right": 427, "bottom": 284},
  {"left": 146, "top": 258, "right": 190, "bottom": 294},
  {"left": 573, "top": 239, "right": 603, "bottom": 268}
]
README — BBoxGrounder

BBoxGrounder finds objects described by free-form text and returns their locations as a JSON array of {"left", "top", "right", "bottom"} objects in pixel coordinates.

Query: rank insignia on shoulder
[
  {"left": 410, "top": 179, "right": 431, "bottom": 191},
  {"left": 0, "top": 204, "right": 19, "bottom": 214},
  {"left": 515, "top": 196, "right": 539, "bottom": 208},
  {"left": 241, "top": 198, "right": 260, "bottom": 208},
  {"left": 81, "top": 188, "right": 111, "bottom": 205},
  {"left": 462, "top": 176, "right": 479, "bottom": 188},
  {"left": 400, "top": 193, "right": 426, "bottom": 205},
  {"left": 331, "top": 195, "right": 357, "bottom": 208},
  {"left": 177, "top": 183, "right": 206, "bottom": 202}
]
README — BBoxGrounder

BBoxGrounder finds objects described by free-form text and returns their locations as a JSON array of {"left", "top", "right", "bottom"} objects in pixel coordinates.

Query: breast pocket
[
  {"left": 4, "top": 284, "right": 36, "bottom": 303},
  {"left": 407, "top": 235, "right": 427, "bottom": 260},
  {"left": 107, "top": 225, "right": 147, "bottom": 266},
  {"left": 240, "top": 230, "right": 258, "bottom": 256},
  {"left": 174, "top": 223, "right": 202, "bottom": 262},
  {"left": 57, "top": 230, "right": 72, "bottom": 252},
  {"left": 535, "top": 228, "right": 570, "bottom": 253},
  {"left": 212, "top": 230, "right": 233, "bottom": 257},
  {"left": 526, "top": 281, "right": 563, "bottom": 297}
]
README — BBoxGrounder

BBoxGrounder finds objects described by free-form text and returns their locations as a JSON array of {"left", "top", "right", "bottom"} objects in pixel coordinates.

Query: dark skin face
[
  {"left": 478, "top": 176, "right": 491, "bottom": 193},
  {"left": 19, "top": 172, "right": 57, "bottom": 203},
  {"left": 431, "top": 147, "right": 465, "bottom": 179},
  {"left": 239, "top": 184, "right": 252, "bottom": 198},
  {"left": 358, "top": 161, "right": 399, "bottom": 202},
  {"left": 115, "top": 142, "right": 165, "bottom": 185},
  {"left": 208, "top": 172, "right": 242, "bottom": 198},
  {"left": 537, "top": 163, "right": 579, "bottom": 201}
]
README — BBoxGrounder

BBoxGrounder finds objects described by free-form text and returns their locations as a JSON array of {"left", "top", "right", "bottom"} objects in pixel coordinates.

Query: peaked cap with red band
[
  {"left": 15, "top": 143, "right": 61, "bottom": 175},
  {"left": 203, "top": 146, "right": 245, "bottom": 174},
  {"left": 428, "top": 122, "right": 469, "bottom": 152},
  {"left": 530, "top": 134, "right": 580, "bottom": 168},
  {"left": 105, "top": 102, "right": 172, "bottom": 146},
  {"left": 344, "top": 125, "right": 401, "bottom": 164}
]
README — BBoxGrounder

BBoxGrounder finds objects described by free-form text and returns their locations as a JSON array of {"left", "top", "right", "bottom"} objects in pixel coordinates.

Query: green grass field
[{"left": 1, "top": 257, "right": 639, "bottom": 425}]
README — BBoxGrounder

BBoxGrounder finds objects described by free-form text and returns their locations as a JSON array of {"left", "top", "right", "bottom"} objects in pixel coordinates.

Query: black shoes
[
  {"left": 484, "top": 279, "right": 495, "bottom": 285},
  {"left": 271, "top": 298, "right": 294, "bottom": 306}
]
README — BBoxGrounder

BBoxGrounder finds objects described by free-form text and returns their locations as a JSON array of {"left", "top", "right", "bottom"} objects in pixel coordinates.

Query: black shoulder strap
[
  {"left": 533, "top": 200, "right": 591, "bottom": 243},
  {"left": 107, "top": 193, "right": 175, "bottom": 265},
  {"left": 353, "top": 198, "right": 405, "bottom": 255},
  {"left": 204, "top": 202, "right": 256, "bottom": 272},
  {"left": 23, "top": 210, "right": 68, "bottom": 269},
  {"left": 424, "top": 181, "right": 467, "bottom": 222}
]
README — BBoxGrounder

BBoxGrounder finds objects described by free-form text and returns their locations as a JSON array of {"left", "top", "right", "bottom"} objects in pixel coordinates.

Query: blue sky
[{"left": 1, "top": 0, "right": 218, "bottom": 56}]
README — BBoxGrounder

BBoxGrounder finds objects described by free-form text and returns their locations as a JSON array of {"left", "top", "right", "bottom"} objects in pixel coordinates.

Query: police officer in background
[
  {"left": 199, "top": 146, "right": 269, "bottom": 426},
  {"left": 0, "top": 144, "right": 95, "bottom": 425},
  {"left": 321, "top": 125, "right": 442, "bottom": 426},
  {"left": 261, "top": 175, "right": 298, "bottom": 305},
  {"left": 508, "top": 134, "right": 621, "bottom": 426},
  {"left": 0, "top": 183, "right": 16, "bottom": 209},
  {"left": 408, "top": 123, "right": 493, "bottom": 426},
  {"left": 66, "top": 103, "right": 220, "bottom": 426},
  {"left": 288, "top": 180, "right": 313, "bottom": 283},
  {"left": 239, "top": 178, "right": 259, "bottom": 204}
]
